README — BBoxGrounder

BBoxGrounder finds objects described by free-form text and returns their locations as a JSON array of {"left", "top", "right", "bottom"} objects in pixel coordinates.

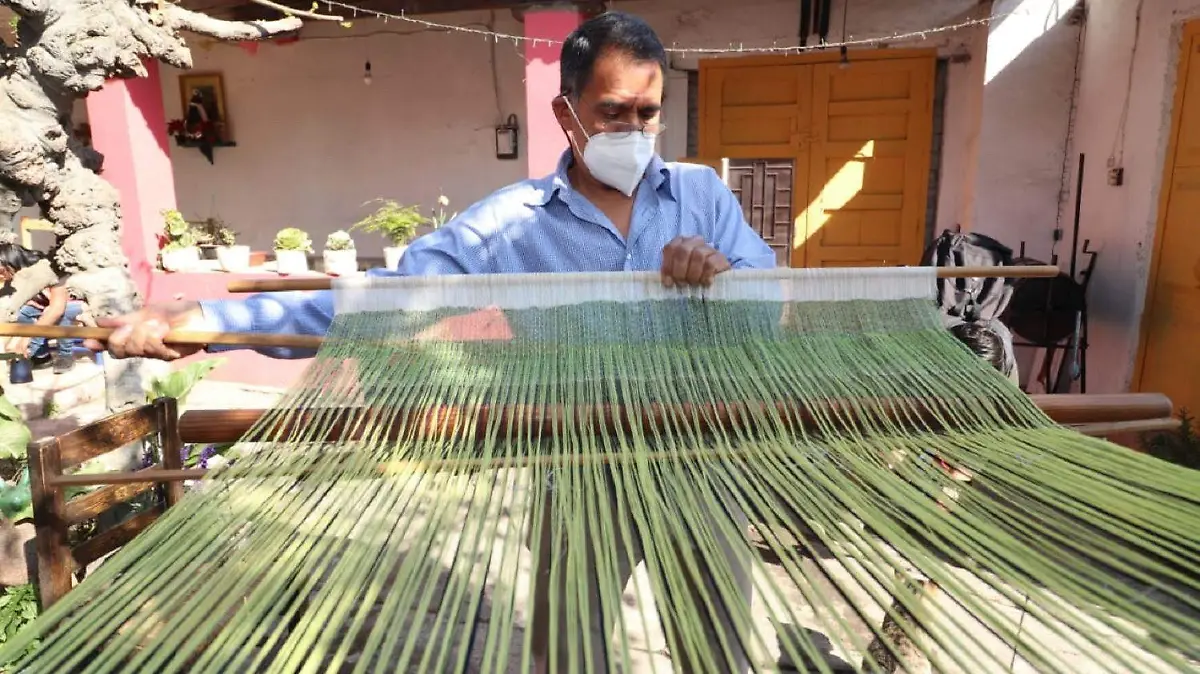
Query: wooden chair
[{"left": 27, "top": 397, "right": 185, "bottom": 609}]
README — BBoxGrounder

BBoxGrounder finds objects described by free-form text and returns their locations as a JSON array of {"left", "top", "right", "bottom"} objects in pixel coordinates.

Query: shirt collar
[{"left": 525, "top": 149, "right": 673, "bottom": 207}]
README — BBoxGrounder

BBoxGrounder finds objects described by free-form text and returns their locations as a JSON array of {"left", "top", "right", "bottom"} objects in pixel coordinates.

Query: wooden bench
[{"left": 27, "top": 397, "right": 186, "bottom": 609}]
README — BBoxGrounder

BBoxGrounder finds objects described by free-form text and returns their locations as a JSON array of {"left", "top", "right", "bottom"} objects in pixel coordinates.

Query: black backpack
[{"left": 920, "top": 229, "right": 1015, "bottom": 323}]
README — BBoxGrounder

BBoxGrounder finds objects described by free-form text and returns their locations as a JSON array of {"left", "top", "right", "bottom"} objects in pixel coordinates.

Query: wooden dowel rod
[
  {"left": 1069, "top": 418, "right": 1179, "bottom": 437},
  {"left": 56, "top": 414, "right": 1181, "bottom": 488},
  {"left": 49, "top": 468, "right": 208, "bottom": 488},
  {"left": 175, "top": 393, "right": 1173, "bottom": 445},
  {"left": 226, "top": 266, "right": 1062, "bottom": 293},
  {"left": 0, "top": 323, "right": 324, "bottom": 350}
]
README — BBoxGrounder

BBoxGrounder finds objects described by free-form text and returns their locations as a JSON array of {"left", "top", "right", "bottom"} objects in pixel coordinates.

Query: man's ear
[{"left": 550, "top": 95, "right": 572, "bottom": 130}]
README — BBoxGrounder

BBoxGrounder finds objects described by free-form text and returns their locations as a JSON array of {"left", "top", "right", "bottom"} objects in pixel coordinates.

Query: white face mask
[{"left": 565, "top": 99, "right": 657, "bottom": 197}]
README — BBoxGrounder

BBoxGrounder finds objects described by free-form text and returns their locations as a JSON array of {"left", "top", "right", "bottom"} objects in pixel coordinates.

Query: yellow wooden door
[
  {"left": 801, "top": 59, "right": 935, "bottom": 268},
  {"left": 1135, "top": 21, "right": 1200, "bottom": 415},
  {"left": 696, "top": 52, "right": 935, "bottom": 268}
]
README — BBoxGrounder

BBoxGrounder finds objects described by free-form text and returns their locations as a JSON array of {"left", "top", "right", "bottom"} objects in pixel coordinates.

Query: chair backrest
[{"left": 27, "top": 397, "right": 184, "bottom": 609}]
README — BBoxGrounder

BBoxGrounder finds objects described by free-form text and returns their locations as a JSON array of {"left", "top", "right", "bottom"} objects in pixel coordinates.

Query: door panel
[
  {"left": 1137, "top": 26, "right": 1200, "bottom": 415},
  {"left": 698, "top": 52, "right": 935, "bottom": 269},
  {"left": 800, "top": 59, "right": 934, "bottom": 268}
]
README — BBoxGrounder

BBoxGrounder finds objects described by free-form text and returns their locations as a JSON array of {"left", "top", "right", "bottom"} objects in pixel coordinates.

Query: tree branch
[
  {"left": 163, "top": 4, "right": 307, "bottom": 41},
  {"left": 248, "top": 0, "right": 343, "bottom": 22},
  {"left": 0, "top": 0, "right": 46, "bottom": 19}
]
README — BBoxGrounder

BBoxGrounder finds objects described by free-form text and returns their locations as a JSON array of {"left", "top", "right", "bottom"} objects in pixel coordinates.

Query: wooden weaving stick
[
  {"left": 0, "top": 323, "right": 324, "bottom": 350},
  {"left": 171, "top": 392, "right": 1172, "bottom": 445},
  {"left": 225, "top": 265, "right": 1062, "bottom": 293},
  {"left": 47, "top": 393, "right": 1175, "bottom": 488}
]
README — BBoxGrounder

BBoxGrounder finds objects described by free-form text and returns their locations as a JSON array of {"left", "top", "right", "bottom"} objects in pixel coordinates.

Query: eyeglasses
[{"left": 594, "top": 120, "right": 666, "bottom": 139}]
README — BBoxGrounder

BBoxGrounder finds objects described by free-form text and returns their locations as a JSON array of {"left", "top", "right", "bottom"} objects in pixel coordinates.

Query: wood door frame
[
  {"left": 697, "top": 48, "right": 938, "bottom": 268},
  {"left": 1131, "top": 19, "right": 1200, "bottom": 392}
]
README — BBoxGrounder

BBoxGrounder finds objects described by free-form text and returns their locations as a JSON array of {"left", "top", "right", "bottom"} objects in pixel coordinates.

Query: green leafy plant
[
  {"left": 429, "top": 195, "right": 457, "bottom": 229},
  {"left": 0, "top": 396, "right": 30, "bottom": 463},
  {"left": 352, "top": 199, "right": 427, "bottom": 246},
  {"left": 191, "top": 217, "right": 237, "bottom": 247},
  {"left": 160, "top": 209, "right": 198, "bottom": 252},
  {"left": 0, "top": 584, "right": 39, "bottom": 658},
  {"left": 1142, "top": 410, "right": 1200, "bottom": 471},
  {"left": 273, "top": 227, "right": 313, "bottom": 253},
  {"left": 325, "top": 230, "right": 355, "bottom": 251},
  {"left": 147, "top": 358, "right": 227, "bottom": 408}
]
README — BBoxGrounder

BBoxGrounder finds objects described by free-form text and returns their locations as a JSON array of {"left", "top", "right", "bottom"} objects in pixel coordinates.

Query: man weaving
[{"left": 89, "top": 11, "right": 774, "bottom": 673}]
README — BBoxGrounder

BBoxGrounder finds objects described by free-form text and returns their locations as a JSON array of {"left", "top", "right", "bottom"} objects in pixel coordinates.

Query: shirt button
[{"left": 626, "top": 253, "right": 632, "bottom": 260}]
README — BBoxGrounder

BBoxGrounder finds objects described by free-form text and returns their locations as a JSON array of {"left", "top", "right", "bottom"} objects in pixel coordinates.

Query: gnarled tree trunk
[{"left": 0, "top": 0, "right": 323, "bottom": 470}]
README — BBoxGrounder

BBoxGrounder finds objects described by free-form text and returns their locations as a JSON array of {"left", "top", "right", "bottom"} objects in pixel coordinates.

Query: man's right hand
[{"left": 81, "top": 301, "right": 209, "bottom": 361}]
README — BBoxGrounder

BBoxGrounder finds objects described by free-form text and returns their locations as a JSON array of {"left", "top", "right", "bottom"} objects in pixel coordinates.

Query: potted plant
[
  {"left": 351, "top": 199, "right": 426, "bottom": 271},
  {"left": 159, "top": 209, "right": 200, "bottom": 272},
  {"left": 213, "top": 226, "right": 250, "bottom": 272},
  {"left": 273, "top": 227, "right": 312, "bottom": 275},
  {"left": 429, "top": 195, "right": 457, "bottom": 230},
  {"left": 322, "top": 230, "right": 357, "bottom": 276}
]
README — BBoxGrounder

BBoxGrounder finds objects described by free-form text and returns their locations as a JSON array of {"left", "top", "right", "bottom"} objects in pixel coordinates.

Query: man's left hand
[
  {"left": 3, "top": 337, "right": 29, "bottom": 357},
  {"left": 660, "top": 236, "right": 732, "bottom": 288}
]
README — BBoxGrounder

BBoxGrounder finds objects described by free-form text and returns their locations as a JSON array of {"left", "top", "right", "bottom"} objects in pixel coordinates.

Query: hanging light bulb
[{"left": 363, "top": 60, "right": 373, "bottom": 85}]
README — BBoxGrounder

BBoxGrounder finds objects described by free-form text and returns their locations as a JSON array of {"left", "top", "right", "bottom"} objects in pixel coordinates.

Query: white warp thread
[{"left": 331, "top": 267, "right": 937, "bottom": 315}]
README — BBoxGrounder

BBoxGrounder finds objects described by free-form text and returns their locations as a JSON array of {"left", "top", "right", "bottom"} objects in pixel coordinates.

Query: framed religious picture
[{"left": 177, "top": 72, "right": 231, "bottom": 144}]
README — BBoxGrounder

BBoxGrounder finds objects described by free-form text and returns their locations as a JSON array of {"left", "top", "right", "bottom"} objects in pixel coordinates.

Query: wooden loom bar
[
  {"left": 0, "top": 323, "right": 324, "bottom": 350},
  {"left": 225, "top": 265, "right": 1063, "bottom": 293},
  {"left": 172, "top": 393, "right": 1173, "bottom": 445},
  {"left": 51, "top": 409, "right": 1178, "bottom": 488}
]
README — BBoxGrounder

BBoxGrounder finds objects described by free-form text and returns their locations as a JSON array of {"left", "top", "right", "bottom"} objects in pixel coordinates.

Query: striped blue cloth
[{"left": 201, "top": 150, "right": 776, "bottom": 358}]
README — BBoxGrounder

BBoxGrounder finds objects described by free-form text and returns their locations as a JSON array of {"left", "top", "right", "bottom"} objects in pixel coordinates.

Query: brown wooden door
[
  {"left": 695, "top": 51, "right": 936, "bottom": 268},
  {"left": 1135, "top": 20, "right": 1200, "bottom": 416}
]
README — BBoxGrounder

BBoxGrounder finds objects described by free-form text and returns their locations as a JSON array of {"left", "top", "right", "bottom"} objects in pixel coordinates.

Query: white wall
[
  {"left": 971, "top": 0, "right": 1082, "bottom": 264},
  {"left": 1059, "top": 0, "right": 1200, "bottom": 393},
  {"left": 144, "top": 0, "right": 986, "bottom": 257}
]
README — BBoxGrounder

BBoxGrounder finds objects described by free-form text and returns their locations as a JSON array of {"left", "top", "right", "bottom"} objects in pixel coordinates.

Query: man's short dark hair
[
  {"left": 949, "top": 322, "right": 1006, "bottom": 374},
  {"left": 559, "top": 11, "right": 668, "bottom": 98}
]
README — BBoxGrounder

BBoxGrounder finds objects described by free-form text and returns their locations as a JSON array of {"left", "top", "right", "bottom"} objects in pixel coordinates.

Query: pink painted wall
[
  {"left": 86, "top": 60, "right": 177, "bottom": 293},
  {"left": 524, "top": 8, "right": 583, "bottom": 178},
  {"left": 145, "top": 271, "right": 309, "bottom": 389}
]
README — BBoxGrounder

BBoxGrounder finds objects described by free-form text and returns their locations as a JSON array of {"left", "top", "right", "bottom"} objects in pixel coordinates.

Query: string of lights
[{"left": 294, "top": 0, "right": 1014, "bottom": 55}]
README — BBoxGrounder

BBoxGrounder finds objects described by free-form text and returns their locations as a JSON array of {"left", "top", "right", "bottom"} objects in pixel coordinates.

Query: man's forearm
[{"left": 200, "top": 290, "right": 335, "bottom": 360}]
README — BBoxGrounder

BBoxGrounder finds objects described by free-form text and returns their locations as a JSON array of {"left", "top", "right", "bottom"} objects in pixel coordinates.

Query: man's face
[{"left": 555, "top": 49, "right": 664, "bottom": 158}]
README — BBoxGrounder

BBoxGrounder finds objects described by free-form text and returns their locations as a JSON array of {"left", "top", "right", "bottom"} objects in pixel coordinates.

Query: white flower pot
[
  {"left": 274, "top": 249, "right": 309, "bottom": 275},
  {"left": 161, "top": 246, "right": 200, "bottom": 272},
  {"left": 323, "top": 249, "right": 358, "bottom": 276},
  {"left": 216, "top": 245, "right": 251, "bottom": 272},
  {"left": 384, "top": 246, "right": 407, "bottom": 271}
]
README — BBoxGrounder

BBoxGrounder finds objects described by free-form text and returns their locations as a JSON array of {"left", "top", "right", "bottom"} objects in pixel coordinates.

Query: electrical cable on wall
[{"left": 275, "top": 0, "right": 1037, "bottom": 57}]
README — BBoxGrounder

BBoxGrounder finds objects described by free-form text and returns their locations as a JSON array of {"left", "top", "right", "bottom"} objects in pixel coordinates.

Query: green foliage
[
  {"left": 1142, "top": 409, "right": 1200, "bottom": 471},
  {"left": 429, "top": 195, "right": 457, "bottom": 229},
  {"left": 324, "top": 230, "right": 355, "bottom": 251},
  {"left": 191, "top": 217, "right": 237, "bottom": 247},
  {"left": 0, "top": 468, "right": 31, "bottom": 522},
  {"left": 160, "top": 209, "right": 199, "bottom": 252},
  {"left": 273, "top": 227, "right": 313, "bottom": 253},
  {"left": 0, "top": 396, "right": 30, "bottom": 463},
  {"left": 352, "top": 199, "right": 427, "bottom": 246},
  {"left": 147, "top": 358, "right": 227, "bottom": 407},
  {"left": 0, "top": 584, "right": 39, "bottom": 657}
]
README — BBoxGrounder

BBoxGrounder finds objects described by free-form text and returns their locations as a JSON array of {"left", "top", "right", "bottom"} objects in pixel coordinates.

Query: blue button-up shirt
[{"left": 201, "top": 150, "right": 776, "bottom": 358}]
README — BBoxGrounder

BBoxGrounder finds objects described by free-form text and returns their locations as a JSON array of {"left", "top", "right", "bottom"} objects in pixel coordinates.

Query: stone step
[{"left": 2, "top": 355, "right": 105, "bottom": 421}]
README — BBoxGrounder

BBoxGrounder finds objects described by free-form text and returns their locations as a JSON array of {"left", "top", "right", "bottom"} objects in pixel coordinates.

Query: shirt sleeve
[
  {"left": 707, "top": 170, "right": 778, "bottom": 270},
  {"left": 200, "top": 290, "right": 334, "bottom": 360}
]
